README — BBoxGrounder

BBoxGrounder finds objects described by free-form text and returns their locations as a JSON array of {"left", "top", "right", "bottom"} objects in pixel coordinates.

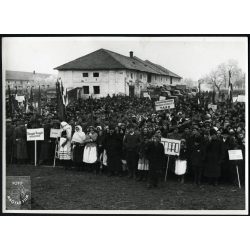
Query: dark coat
[
  {"left": 13, "top": 125, "right": 28, "bottom": 160},
  {"left": 104, "top": 133, "right": 122, "bottom": 171},
  {"left": 203, "top": 138, "right": 223, "bottom": 178},
  {"left": 146, "top": 142, "right": 165, "bottom": 171}
]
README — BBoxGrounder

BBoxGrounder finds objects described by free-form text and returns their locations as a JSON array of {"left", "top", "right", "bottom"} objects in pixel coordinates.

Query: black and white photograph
[{"left": 1, "top": 36, "right": 248, "bottom": 214}]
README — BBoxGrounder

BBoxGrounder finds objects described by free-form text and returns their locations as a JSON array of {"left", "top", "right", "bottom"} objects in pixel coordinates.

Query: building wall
[{"left": 58, "top": 69, "right": 180, "bottom": 98}]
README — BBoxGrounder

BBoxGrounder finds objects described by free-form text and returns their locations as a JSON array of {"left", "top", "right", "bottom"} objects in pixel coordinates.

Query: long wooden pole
[
  {"left": 165, "top": 155, "right": 170, "bottom": 182},
  {"left": 34, "top": 140, "right": 37, "bottom": 166},
  {"left": 53, "top": 139, "right": 58, "bottom": 167},
  {"left": 236, "top": 165, "right": 241, "bottom": 189}
]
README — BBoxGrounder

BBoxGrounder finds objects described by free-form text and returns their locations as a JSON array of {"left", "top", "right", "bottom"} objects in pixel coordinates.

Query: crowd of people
[{"left": 6, "top": 92, "right": 245, "bottom": 188}]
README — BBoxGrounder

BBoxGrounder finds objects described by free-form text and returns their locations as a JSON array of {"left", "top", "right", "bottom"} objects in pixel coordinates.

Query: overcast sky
[{"left": 2, "top": 37, "right": 247, "bottom": 81}]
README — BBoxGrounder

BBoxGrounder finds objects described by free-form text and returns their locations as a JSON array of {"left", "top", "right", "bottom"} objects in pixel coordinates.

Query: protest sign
[
  {"left": 27, "top": 128, "right": 44, "bottom": 141},
  {"left": 50, "top": 128, "right": 62, "bottom": 138},
  {"left": 26, "top": 128, "right": 44, "bottom": 166},
  {"left": 15, "top": 95, "right": 25, "bottom": 103},
  {"left": 228, "top": 150, "right": 243, "bottom": 160},
  {"left": 161, "top": 138, "right": 181, "bottom": 156},
  {"left": 155, "top": 99, "right": 175, "bottom": 111},
  {"left": 208, "top": 104, "right": 217, "bottom": 111},
  {"left": 159, "top": 96, "right": 166, "bottom": 101},
  {"left": 237, "top": 95, "right": 245, "bottom": 102}
]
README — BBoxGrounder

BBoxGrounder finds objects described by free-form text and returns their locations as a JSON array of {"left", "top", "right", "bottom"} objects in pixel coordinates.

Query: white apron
[
  {"left": 138, "top": 157, "right": 149, "bottom": 171},
  {"left": 83, "top": 143, "right": 97, "bottom": 164},
  {"left": 175, "top": 159, "right": 187, "bottom": 175},
  {"left": 58, "top": 137, "right": 72, "bottom": 160}
]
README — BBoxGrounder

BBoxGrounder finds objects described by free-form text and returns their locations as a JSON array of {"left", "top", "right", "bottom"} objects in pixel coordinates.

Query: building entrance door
[{"left": 129, "top": 86, "right": 135, "bottom": 97}]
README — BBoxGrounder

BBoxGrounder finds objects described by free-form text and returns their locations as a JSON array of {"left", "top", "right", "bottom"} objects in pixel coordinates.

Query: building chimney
[{"left": 129, "top": 51, "right": 133, "bottom": 58}]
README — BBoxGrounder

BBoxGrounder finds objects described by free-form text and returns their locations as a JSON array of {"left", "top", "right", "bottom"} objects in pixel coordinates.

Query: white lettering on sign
[
  {"left": 27, "top": 128, "right": 44, "bottom": 141},
  {"left": 228, "top": 150, "right": 243, "bottom": 160},
  {"left": 155, "top": 99, "right": 175, "bottom": 111},
  {"left": 161, "top": 138, "right": 181, "bottom": 156}
]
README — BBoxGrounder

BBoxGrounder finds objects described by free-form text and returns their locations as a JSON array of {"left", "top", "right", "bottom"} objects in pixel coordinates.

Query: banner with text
[
  {"left": 155, "top": 99, "right": 175, "bottom": 111},
  {"left": 161, "top": 138, "right": 181, "bottom": 156}
]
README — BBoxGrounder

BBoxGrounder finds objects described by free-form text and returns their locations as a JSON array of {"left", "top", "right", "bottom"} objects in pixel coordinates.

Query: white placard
[
  {"left": 208, "top": 104, "right": 217, "bottom": 111},
  {"left": 161, "top": 138, "right": 181, "bottom": 156},
  {"left": 237, "top": 95, "right": 245, "bottom": 102},
  {"left": 159, "top": 96, "right": 166, "bottom": 101},
  {"left": 15, "top": 95, "right": 25, "bottom": 103},
  {"left": 27, "top": 128, "right": 44, "bottom": 141},
  {"left": 50, "top": 128, "right": 62, "bottom": 138},
  {"left": 228, "top": 150, "right": 243, "bottom": 160},
  {"left": 155, "top": 99, "right": 175, "bottom": 111},
  {"left": 143, "top": 92, "right": 150, "bottom": 98}
]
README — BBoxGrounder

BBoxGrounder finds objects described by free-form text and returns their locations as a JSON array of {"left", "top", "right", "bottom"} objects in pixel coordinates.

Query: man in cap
[{"left": 123, "top": 123, "right": 141, "bottom": 179}]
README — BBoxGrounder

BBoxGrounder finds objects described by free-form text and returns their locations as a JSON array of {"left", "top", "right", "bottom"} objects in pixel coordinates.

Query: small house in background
[
  {"left": 5, "top": 70, "right": 57, "bottom": 95},
  {"left": 54, "top": 48, "right": 182, "bottom": 98}
]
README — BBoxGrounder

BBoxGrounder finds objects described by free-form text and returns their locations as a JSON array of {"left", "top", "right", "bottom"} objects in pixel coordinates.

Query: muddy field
[{"left": 5, "top": 165, "right": 245, "bottom": 211}]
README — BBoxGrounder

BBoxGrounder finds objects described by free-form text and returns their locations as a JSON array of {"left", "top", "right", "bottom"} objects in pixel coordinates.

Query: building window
[
  {"left": 140, "top": 74, "right": 142, "bottom": 80},
  {"left": 93, "top": 86, "right": 100, "bottom": 94},
  {"left": 131, "top": 73, "right": 133, "bottom": 79},
  {"left": 93, "top": 72, "right": 99, "bottom": 77},
  {"left": 83, "top": 86, "right": 89, "bottom": 94},
  {"left": 155, "top": 76, "right": 157, "bottom": 81},
  {"left": 82, "top": 73, "right": 88, "bottom": 77}
]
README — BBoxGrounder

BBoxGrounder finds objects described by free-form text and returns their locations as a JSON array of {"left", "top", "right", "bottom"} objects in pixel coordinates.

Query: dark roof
[
  {"left": 145, "top": 60, "right": 182, "bottom": 78},
  {"left": 6, "top": 70, "right": 52, "bottom": 81},
  {"left": 54, "top": 48, "right": 181, "bottom": 78}
]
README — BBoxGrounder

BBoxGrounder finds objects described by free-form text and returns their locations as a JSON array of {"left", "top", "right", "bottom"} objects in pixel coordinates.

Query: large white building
[{"left": 55, "top": 49, "right": 181, "bottom": 98}]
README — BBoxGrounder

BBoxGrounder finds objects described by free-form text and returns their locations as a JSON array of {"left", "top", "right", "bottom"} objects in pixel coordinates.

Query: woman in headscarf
[
  {"left": 72, "top": 125, "right": 86, "bottom": 171},
  {"left": 58, "top": 121, "right": 72, "bottom": 169},
  {"left": 83, "top": 126, "right": 98, "bottom": 172}
]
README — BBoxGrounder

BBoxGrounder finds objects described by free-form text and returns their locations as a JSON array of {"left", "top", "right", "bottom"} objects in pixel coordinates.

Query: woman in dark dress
[
  {"left": 146, "top": 134, "right": 165, "bottom": 188},
  {"left": 203, "top": 129, "right": 224, "bottom": 185},
  {"left": 71, "top": 125, "right": 86, "bottom": 170},
  {"left": 104, "top": 125, "right": 123, "bottom": 176}
]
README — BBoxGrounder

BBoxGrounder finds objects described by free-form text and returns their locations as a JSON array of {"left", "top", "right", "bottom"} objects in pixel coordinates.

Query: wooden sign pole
[
  {"left": 34, "top": 140, "right": 37, "bottom": 166},
  {"left": 53, "top": 139, "right": 58, "bottom": 167},
  {"left": 236, "top": 165, "right": 241, "bottom": 189},
  {"left": 165, "top": 155, "right": 170, "bottom": 182}
]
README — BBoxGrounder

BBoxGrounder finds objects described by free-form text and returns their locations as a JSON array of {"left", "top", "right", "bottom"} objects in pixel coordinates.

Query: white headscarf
[
  {"left": 60, "top": 121, "right": 72, "bottom": 139},
  {"left": 72, "top": 125, "right": 86, "bottom": 144}
]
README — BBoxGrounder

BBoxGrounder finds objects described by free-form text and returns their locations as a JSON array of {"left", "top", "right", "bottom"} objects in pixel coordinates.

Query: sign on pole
[
  {"left": 228, "top": 149, "right": 243, "bottom": 189},
  {"left": 50, "top": 128, "right": 62, "bottom": 138},
  {"left": 208, "top": 104, "right": 217, "bottom": 111},
  {"left": 155, "top": 99, "right": 175, "bottom": 111},
  {"left": 228, "top": 150, "right": 243, "bottom": 160},
  {"left": 161, "top": 138, "right": 181, "bottom": 156},
  {"left": 27, "top": 128, "right": 44, "bottom": 141},
  {"left": 27, "top": 128, "right": 44, "bottom": 167}
]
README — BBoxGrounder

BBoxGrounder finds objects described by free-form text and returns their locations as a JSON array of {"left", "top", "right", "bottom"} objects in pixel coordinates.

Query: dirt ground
[{"left": 5, "top": 165, "right": 245, "bottom": 211}]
